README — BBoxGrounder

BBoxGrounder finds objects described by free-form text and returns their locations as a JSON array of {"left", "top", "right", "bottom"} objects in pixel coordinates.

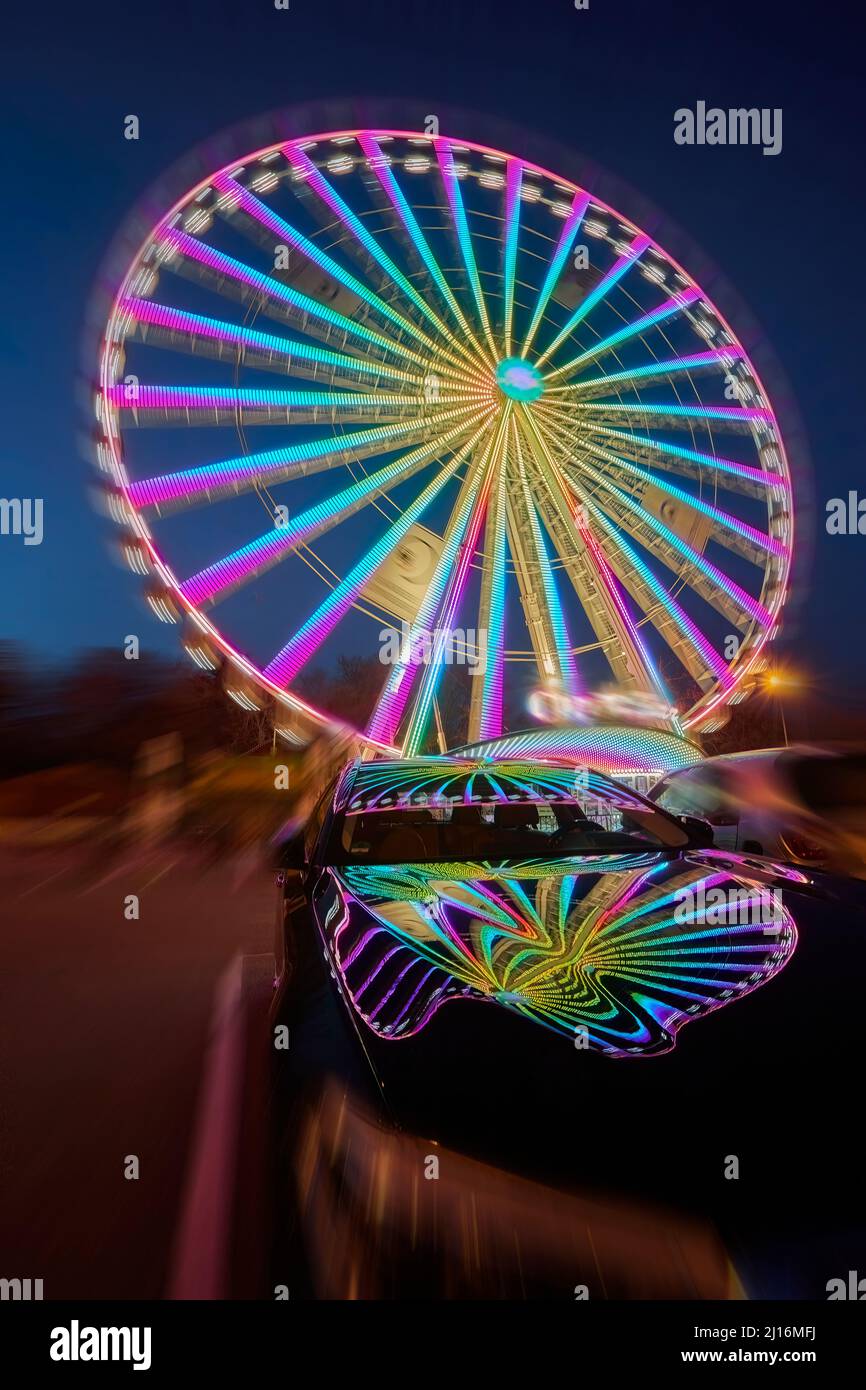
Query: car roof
[{"left": 661, "top": 745, "right": 833, "bottom": 778}]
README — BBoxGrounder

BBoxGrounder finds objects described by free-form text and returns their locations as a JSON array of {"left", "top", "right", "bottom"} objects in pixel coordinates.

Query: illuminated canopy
[{"left": 452, "top": 725, "right": 704, "bottom": 777}]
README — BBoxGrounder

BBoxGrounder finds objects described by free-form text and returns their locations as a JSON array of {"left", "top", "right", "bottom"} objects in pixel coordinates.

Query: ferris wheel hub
[{"left": 496, "top": 357, "right": 544, "bottom": 403}]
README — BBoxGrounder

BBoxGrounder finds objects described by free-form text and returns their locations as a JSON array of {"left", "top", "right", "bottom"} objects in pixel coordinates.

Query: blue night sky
[{"left": 1, "top": 0, "right": 863, "bottom": 702}]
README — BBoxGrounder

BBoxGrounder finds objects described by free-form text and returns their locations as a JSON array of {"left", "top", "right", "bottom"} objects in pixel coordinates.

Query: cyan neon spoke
[
  {"left": 368, "top": 426, "right": 504, "bottom": 748},
  {"left": 127, "top": 403, "right": 482, "bottom": 508},
  {"left": 356, "top": 133, "right": 488, "bottom": 360},
  {"left": 156, "top": 224, "right": 443, "bottom": 376},
  {"left": 282, "top": 142, "right": 488, "bottom": 377},
  {"left": 502, "top": 160, "right": 522, "bottom": 355},
  {"left": 547, "top": 421, "right": 787, "bottom": 559},
  {"left": 580, "top": 497, "right": 734, "bottom": 689},
  {"left": 551, "top": 434, "right": 773, "bottom": 625},
  {"left": 535, "top": 233, "right": 651, "bottom": 368},
  {"left": 573, "top": 509, "right": 679, "bottom": 727},
  {"left": 588, "top": 424, "right": 788, "bottom": 492},
  {"left": 513, "top": 427, "right": 579, "bottom": 694},
  {"left": 475, "top": 428, "right": 510, "bottom": 741},
  {"left": 514, "top": 403, "right": 670, "bottom": 706},
  {"left": 434, "top": 138, "right": 498, "bottom": 358},
  {"left": 262, "top": 424, "right": 491, "bottom": 688},
  {"left": 531, "top": 414, "right": 733, "bottom": 689},
  {"left": 545, "top": 286, "right": 701, "bottom": 378},
  {"left": 179, "top": 414, "right": 485, "bottom": 606},
  {"left": 521, "top": 189, "right": 591, "bottom": 357},
  {"left": 213, "top": 171, "right": 447, "bottom": 354},
  {"left": 401, "top": 412, "right": 513, "bottom": 755},
  {"left": 106, "top": 384, "right": 477, "bottom": 413},
  {"left": 549, "top": 347, "right": 744, "bottom": 396},
  {"left": 121, "top": 297, "right": 422, "bottom": 386},
  {"left": 568, "top": 397, "right": 772, "bottom": 426}
]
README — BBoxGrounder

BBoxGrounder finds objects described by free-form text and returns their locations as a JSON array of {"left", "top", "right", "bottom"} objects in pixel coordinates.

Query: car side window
[
  {"left": 657, "top": 766, "right": 743, "bottom": 827},
  {"left": 709, "top": 768, "right": 740, "bottom": 820},
  {"left": 655, "top": 770, "right": 705, "bottom": 818}
]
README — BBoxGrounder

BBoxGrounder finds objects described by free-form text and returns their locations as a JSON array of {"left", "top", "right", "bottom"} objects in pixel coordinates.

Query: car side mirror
[{"left": 679, "top": 814, "right": 715, "bottom": 848}]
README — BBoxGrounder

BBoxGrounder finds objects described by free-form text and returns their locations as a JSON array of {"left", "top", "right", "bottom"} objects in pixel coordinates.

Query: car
[
  {"left": 272, "top": 754, "right": 807, "bottom": 1053},
  {"left": 648, "top": 744, "right": 866, "bottom": 875},
  {"left": 267, "top": 754, "right": 866, "bottom": 1298}
]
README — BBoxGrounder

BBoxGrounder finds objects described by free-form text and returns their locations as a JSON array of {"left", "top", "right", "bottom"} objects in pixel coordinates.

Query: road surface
[{"left": 0, "top": 843, "right": 273, "bottom": 1299}]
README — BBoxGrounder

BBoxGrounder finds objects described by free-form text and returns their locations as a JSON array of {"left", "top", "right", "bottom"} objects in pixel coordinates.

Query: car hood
[{"left": 316, "top": 850, "right": 802, "bottom": 1058}]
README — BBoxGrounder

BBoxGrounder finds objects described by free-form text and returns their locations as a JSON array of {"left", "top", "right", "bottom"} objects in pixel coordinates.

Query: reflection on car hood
[{"left": 319, "top": 852, "right": 798, "bottom": 1058}]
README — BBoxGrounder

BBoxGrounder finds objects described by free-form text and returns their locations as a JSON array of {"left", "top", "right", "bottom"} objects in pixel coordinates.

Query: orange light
[{"left": 763, "top": 668, "right": 802, "bottom": 695}]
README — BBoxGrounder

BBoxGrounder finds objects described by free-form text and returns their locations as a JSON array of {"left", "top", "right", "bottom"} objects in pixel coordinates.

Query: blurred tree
[{"left": 297, "top": 654, "right": 385, "bottom": 729}]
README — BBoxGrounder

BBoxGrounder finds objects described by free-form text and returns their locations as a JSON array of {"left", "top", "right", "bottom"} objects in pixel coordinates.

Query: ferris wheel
[{"left": 95, "top": 128, "right": 792, "bottom": 754}]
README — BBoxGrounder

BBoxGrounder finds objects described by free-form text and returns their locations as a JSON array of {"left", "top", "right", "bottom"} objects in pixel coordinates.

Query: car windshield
[{"left": 328, "top": 760, "right": 688, "bottom": 864}]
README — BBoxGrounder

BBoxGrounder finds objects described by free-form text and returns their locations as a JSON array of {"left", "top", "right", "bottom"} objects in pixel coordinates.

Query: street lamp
[{"left": 762, "top": 669, "right": 801, "bottom": 747}]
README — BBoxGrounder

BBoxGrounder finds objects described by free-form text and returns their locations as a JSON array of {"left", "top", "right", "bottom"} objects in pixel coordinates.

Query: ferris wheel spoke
[
  {"left": 467, "top": 421, "right": 512, "bottom": 743},
  {"left": 371, "top": 412, "right": 510, "bottom": 753},
  {"left": 126, "top": 403, "right": 483, "bottom": 510},
  {"left": 578, "top": 500, "right": 733, "bottom": 692},
  {"left": 543, "top": 287, "right": 701, "bottom": 380},
  {"left": 551, "top": 443, "right": 772, "bottom": 630},
  {"left": 580, "top": 423, "right": 788, "bottom": 499},
  {"left": 530, "top": 413, "right": 731, "bottom": 693},
  {"left": 356, "top": 133, "right": 491, "bottom": 363},
  {"left": 534, "top": 233, "right": 652, "bottom": 370},
  {"left": 155, "top": 224, "right": 447, "bottom": 377},
  {"left": 120, "top": 297, "right": 426, "bottom": 390},
  {"left": 179, "top": 414, "right": 489, "bottom": 607},
  {"left": 501, "top": 160, "right": 522, "bottom": 357},
  {"left": 433, "top": 138, "right": 498, "bottom": 361},
  {"left": 586, "top": 482, "right": 767, "bottom": 631},
  {"left": 405, "top": 413, "right": 514, "bottom": 755},
  {"left": 403, "top": 428, "right": 511, "bottom": 756},
  {"left": 212, "top": 173, "right": 437, "bottom": 346},
  {"left": 516, "top": 408, "right": 671, "bottom": 701},
  {"left": 282, "top": 142, "right": 489, "bottom": 379},
  {"left": 105, "top": 381, "right": 480, "bottom": 430},
  {"left": 543, "top": 422, "right": 787, "bottom": 565},
  {"left": 505, "top": 424, "right": 579, "bottom": 694},
  {"left": 546, "top": 347, "right": 745, "bottom": 402},
  {"left": 521, "top": 190, "right": 592, "bottom": 358},
  {"left": 556, "top": 397, "right": 771, "bottom": 432},
  {"left": 262, "top": 421, "right": 494, "bottom": 690}
]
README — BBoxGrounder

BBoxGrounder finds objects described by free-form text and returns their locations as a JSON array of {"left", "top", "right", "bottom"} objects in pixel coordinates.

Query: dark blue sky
[{"left": 1, "top": 0, "right": 863, "bottom": 701}]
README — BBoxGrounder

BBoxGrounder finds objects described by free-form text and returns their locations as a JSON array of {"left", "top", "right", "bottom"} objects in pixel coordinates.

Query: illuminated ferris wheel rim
[{"left": 96, "top": 126, "right": 794, "bottom": 749}]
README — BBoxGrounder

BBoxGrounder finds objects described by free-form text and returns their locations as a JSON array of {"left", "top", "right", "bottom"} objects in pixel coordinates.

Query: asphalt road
[{"left": 0, "top": 843, "right": 274, "bottom": 1299}]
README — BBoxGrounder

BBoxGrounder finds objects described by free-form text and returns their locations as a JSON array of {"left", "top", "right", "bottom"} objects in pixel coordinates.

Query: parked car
[
  {"left": 272, "top": 755, "right": 797, "bottom": 1056},
  {"left": 649, "top": 744, "right": 866, "bottom": 875},
  {"left": 268, "top": 756, "right": 866, "bottom": 1295},
  {"left": 268, "top": 754, "right": 866, "bottom": 1299}
]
